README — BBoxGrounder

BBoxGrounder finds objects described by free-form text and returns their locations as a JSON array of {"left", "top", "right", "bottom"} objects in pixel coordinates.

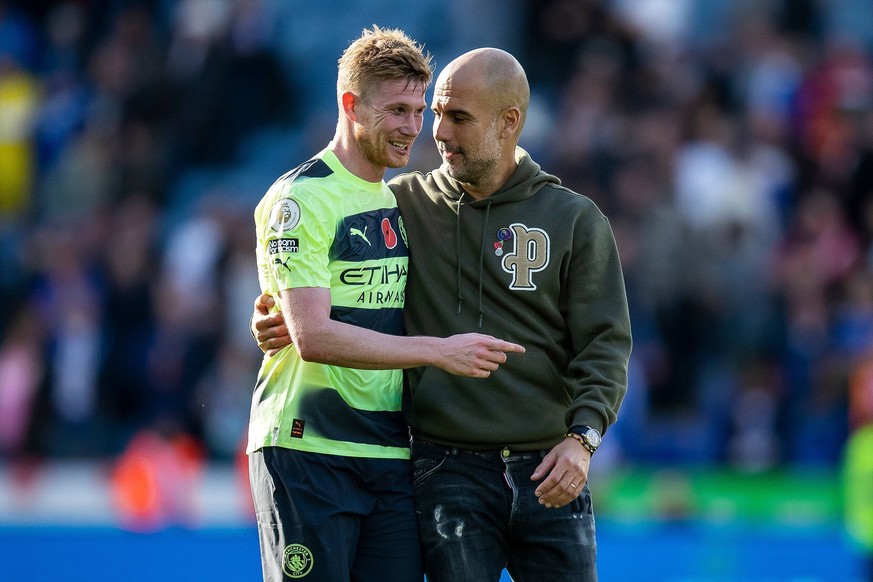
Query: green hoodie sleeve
[{"left": 563, "top": 213, "right": 632, "bottom": 434}]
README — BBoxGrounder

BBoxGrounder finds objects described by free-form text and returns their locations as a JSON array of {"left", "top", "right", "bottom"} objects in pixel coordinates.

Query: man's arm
[
  {"left": 253, "top": 291, "right": 524, "bottom": 377},
  {"left": 532, "top": 214, "right": 632, "bottom": 508}
]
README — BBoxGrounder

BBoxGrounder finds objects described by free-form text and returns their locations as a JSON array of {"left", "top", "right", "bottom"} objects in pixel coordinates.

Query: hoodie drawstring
[
  {"left": 455, "top": 193, "right": 465, "bottom": 315},
  {"left": 478, "top": 202, "right": 491, "bottom": 328},
  {"left": 455, "top": 193, "right": 491, "bottom": 329}
]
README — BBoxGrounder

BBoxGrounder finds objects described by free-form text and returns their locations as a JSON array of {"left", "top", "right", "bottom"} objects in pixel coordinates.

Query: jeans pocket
[
  {"left": 412, "top": 453, "right": 447, "bottom": 486},
  {"left": 569, "top": 484, "right": 594, "bottom": 517}
]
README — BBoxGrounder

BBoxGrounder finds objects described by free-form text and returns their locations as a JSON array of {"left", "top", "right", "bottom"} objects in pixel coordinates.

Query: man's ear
[
  {"left": 499, "top": 106, "right": 521, "bottom": 139},
  {"left": 341, "top": 92, "right": 359, "bottom": 122}
]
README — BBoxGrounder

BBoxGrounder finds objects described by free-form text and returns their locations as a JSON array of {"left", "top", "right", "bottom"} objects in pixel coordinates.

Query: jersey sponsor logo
[
  {"left": 268, "top": 238, "right": 299, "bottom": 254},
  {"left": 269, "top": 198, "right": 301, "bottom": 232},
  {"left": 282, "top": 544, "right": 314, "bottom": 578},
  {"left": 355, "top": 289, "right": 405, "bottom": 305},
  {"left": 381, "top": 217, "right": 398, "bottom": 249},
  {"left": 500, "top": 223, "right": 550, "bottom": 291},
  {"left": 339, "top": 263, "right": 407, "bottom": 286}
]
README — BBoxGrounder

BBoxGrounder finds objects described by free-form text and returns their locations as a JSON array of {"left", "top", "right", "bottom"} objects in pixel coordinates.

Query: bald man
[{"left": 253, "top": 48, "right": 632, "bottom": 581}]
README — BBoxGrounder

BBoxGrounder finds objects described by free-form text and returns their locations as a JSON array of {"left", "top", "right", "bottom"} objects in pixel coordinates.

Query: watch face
[{"left": 585, "top": 428, "right": 601, "bottom": 448}]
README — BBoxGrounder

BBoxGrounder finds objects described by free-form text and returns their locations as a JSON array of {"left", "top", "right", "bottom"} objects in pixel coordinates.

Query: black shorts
[{"left": 249, "top": 447, "right": 422, "bottom": 581}]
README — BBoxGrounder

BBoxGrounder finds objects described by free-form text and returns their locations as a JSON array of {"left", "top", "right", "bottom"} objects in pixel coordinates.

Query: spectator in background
[
  {"left": 0, "top": 302, "right": 43, "bottom": 457},
  {"left": 29, "top": 222, "right": 104, "bottom": 455},
  {"left": 0, "top": 51, "right": 38, "bottom": 219},
  {"left": 164, "top": 0, "right": 293, "bottom": 168}
]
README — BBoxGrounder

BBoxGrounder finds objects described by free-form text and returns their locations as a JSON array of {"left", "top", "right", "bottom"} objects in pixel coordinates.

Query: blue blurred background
[{"left": 1, "top": 0, "right": 872, "bottom": 580}]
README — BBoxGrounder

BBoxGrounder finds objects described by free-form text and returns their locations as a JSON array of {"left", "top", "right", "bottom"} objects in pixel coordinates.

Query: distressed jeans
[{"left": 411, "top": 438, "right": 597, "bottom": 582}]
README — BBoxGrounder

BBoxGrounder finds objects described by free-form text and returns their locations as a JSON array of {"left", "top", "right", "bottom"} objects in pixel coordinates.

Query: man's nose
[
  {"left": 433, "top": 116, "right": 449, "bottom": 142},
  {"left": 400, "top": 111, "right": 422, "bottom": 136}
]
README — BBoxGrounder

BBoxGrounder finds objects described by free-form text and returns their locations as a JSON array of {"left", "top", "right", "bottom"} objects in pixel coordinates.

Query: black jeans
[{"left": 412, "top": 438, "right": 597, "bottom": 582}]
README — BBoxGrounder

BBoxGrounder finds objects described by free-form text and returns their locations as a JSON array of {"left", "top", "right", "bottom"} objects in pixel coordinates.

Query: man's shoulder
[
  {"left": 254, "top": 159, "right": 341, "bottom": 226},
  {"left": 387, "top": 171, "right": 441, "bottom": 209},
  {"left": 286, "top": 156, "right": 334, "bottom": 181},
  {"left": 275, "top": 157, "right": 338, "bottom": 194},
  {"left": 388, "top": 170, "right": 430, "bottom": 192},
  {"left": 262, "top": 159, "right": 342, "bottom": 204},
  {"left": 537, "top": 181, "right": 603, "bottom": 217}
]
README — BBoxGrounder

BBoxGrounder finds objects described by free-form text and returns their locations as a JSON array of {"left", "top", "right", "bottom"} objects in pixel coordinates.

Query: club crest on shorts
[
  {"left": 269, "top": 198, "right": 301, "bottom": 232},
  {"left": 283, "top": 543, "right": 314, "bottom": 578}
]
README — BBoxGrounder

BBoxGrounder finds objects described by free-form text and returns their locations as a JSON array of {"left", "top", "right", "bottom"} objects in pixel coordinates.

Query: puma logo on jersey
[
  {"left": 350, "top": 226, "right": 371, "bottom": 246},
  {"left": 274, "top": 256, "right": 293, "bottom": 272}
]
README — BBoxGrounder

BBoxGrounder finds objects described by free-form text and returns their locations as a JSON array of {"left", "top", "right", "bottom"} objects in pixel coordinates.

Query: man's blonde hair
[{"left": 338, "top": 25, "right": 433, "bottom": 100}]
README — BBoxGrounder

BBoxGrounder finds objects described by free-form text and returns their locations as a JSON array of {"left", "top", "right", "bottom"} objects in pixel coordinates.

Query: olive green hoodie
[{"left": 389, "top": 148, "right": 632, "bottom": 451}]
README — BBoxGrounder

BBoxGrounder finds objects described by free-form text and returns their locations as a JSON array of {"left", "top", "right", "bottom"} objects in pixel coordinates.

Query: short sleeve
[{"left": 256, "top": 179, "right": 336, "bottom": 293}]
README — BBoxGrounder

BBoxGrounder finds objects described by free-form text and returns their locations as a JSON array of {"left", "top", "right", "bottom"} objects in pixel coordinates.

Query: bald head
[
  {"left": 430, "top": 48, "right": 530, "bottom": 197},
  {"left": 437, "top": 48, "right": 530, "bottom": 131}
]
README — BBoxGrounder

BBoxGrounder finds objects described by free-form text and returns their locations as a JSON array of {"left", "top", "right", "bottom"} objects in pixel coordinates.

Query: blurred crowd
[{"left": 1, "top": 0, "right": 872, "bottom": 472}]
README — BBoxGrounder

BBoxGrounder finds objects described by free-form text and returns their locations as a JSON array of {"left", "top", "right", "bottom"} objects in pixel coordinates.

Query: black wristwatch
[{"left": 567, "top": 426, "right": 601, "bottom": 455}]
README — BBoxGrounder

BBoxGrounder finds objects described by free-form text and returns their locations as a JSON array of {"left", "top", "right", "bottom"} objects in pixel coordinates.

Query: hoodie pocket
[{"left": 529, "top": 350, "right": 572, "bottom": 407}]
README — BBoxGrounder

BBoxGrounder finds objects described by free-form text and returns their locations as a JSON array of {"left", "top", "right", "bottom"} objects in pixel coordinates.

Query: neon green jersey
[{"left": 247, "top": 149, "right": 410, "bottom": 459}]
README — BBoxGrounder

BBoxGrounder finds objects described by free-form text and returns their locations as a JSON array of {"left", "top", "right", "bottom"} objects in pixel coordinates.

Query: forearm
[
  {"left": 278, "top": 287, "right": 523, "bottom": 376},
  {"left": 565, "top": 280, "right": 632, "bottom": 432},
  {"left": 291, "top": 315, "right": 441, "bottom": 369}
]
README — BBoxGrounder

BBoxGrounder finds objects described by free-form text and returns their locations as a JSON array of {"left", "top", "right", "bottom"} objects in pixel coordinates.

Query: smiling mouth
[{"left": 389, "top": 140, "right": 410, "bottom": 152}]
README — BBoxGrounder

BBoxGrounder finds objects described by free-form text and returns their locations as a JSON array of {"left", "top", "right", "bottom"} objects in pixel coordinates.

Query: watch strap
[{"left": 566, "top": 425, "right": 600, "bottom": 455}]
